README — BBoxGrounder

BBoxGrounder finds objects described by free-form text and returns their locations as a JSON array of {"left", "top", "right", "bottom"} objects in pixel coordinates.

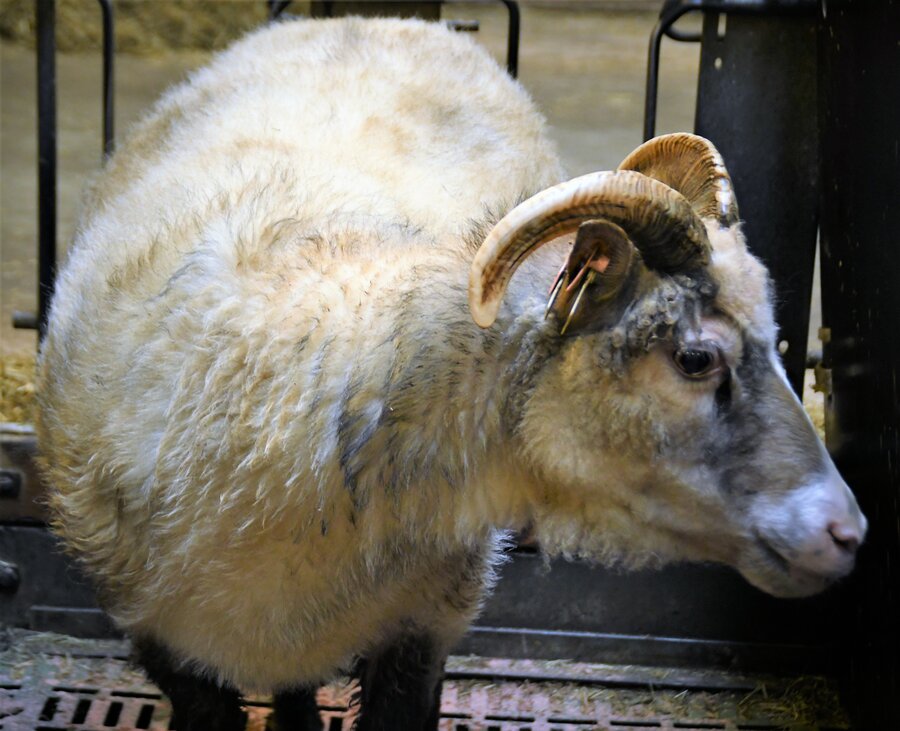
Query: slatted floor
[{"left": 0, "top": 631, "right": 849, "bottom": 731}]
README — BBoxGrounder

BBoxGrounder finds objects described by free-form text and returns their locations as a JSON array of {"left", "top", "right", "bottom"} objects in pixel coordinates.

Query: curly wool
[{"left": 593, "top": 271, "right": 717, "bottom": 372}]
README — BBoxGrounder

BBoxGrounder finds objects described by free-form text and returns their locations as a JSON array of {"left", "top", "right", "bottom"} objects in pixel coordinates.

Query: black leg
[
  {"left": 132, "top": 636, "right": 246, "bottom": 731},
  {"left": 272, "top": 686, "right": 323, "bottom": 731},
  {"left": 353, "top": 632, "right": 446, "bottom": 731},
  {"left": 421, "top": 673, "right": 444, "bottom": 731}
]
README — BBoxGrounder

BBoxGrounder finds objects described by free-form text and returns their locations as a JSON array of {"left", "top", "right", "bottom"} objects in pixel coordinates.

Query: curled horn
[
  {"left": 618, "top": 133, "right": 739, "bottom": 228},
  {"left": 468, "top": 170, "right": 711, "bottom": 329}
]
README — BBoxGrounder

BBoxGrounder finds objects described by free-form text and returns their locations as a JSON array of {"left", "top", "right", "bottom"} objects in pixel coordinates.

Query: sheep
[{"left": 35, "top": 15, "right": 867, "bottom": 731}]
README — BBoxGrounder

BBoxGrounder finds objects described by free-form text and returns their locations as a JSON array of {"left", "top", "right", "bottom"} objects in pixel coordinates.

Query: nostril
[{"left": 828, "top": 522, "right": 860, "bottom": 554}]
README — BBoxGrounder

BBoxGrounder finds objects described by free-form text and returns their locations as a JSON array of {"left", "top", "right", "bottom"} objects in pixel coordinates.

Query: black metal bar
[
  {"left": 644, "top": 3, "right": 694, "bottom": 140},
  {"left": 659, "top": 0, "right": 702, "bottom": 44},
  {"left": 644, "top": 24, "right": 666, "bottom": 141},
  {"left": 98, "top": 0, "right": 114, "bottom": 157},
  {"left": 499, "top": 1, "right": 519, "bottom": 78},
  {"left": 818, "top": 2, "right": 900, "bottom": 726},
  {"left": 693, "top": 13, "right": 819, "bottom": 396},
  {"left": 663, "top": 25, "right": 702, "bottom": 42},
  {"left": 36, "top": 0, "right": 57, "bottom": 340},
  {"left": 267, "top": 0, "right": 292, "bottom": 20},
  {"left": 11, "top": 311, "right": 38, "bottom": 330}
]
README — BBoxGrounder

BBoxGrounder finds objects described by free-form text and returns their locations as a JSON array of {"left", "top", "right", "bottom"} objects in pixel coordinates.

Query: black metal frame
[
  {"left": 15, "top": 0, "right": 116, "bottom": 338},
  {"left": 644, "top": 0, "right": 817, "bottom": 141},
  {"left": 16, "top": 0, "right": 518, "bottom": 339},
  {"left": 34, "top": 0, "right": 56, "bottom": 339},
  {"left": 817, "top": 4, "right": 900, "bottom": 727},
  {"left": 497, "top": 0, "right": 520, "bottom": 78},
  {"left": 99, "top": 0, "right": 115, "bottom": 157}
]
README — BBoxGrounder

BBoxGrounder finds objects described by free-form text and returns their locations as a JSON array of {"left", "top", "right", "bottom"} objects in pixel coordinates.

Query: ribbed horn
[
  {"left": 618, "top": 133, "right": 739, "bottom": 228},
  {"left": 468, "top": 170, "right": 710, "bottom": 328}
]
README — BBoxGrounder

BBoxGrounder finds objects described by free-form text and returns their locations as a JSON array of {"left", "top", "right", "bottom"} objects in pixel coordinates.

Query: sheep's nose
[
  {"left": 789, "top": 519, "right": 861, "bottom": 578},
  {"left": 828, "top": 520, "right": 861, "bottom": 556}
]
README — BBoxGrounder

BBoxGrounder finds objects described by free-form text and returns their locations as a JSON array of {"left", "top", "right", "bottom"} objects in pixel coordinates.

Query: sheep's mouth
[
  {"left": 754, "top": 533, "right": 791, "bottom": 573},
  {"left": 747, "top": 532, "right": 835, "bottom": 597}
]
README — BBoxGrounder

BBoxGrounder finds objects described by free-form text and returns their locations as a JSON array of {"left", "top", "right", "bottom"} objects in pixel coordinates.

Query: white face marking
[{"left": 750, "top": 468, "right": 866, "bottom": 576}]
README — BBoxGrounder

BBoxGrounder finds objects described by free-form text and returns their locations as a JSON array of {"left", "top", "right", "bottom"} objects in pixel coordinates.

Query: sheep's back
[{"left": 78, "top": 16, "right": 561, "bottom": 277}]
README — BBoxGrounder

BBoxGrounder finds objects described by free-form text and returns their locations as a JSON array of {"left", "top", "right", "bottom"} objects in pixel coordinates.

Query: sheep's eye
[{"left": 673, "top": 347, "right": 719, "bottom": 378}]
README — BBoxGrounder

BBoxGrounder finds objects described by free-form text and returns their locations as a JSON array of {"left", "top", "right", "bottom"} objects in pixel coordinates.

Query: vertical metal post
[
  {"left": 643, "top": 1, "right": 696, "bottom": 142},
  {"left": 267, "top": 0, "right": 293, "bottom": 20},
  {"left": 499, "top": 1, "right": 519, "bottom": 78},
  {"left": 818, "top": 1, "right": 900, "bottom": 727},
  {"left": 643, "top": 21, "right": 667, "bottom": 141},
  {"left": 36, "top": 0, "right": 57, "bottom": 340},
  {"left": 694, "top": 12, "right": 818, "bottom": 396},
  {"left": 98, "top": 0, "right": 115, "bottom": 157}
]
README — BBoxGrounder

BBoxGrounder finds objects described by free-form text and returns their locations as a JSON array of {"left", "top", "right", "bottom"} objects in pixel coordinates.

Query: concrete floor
[{"left": 1, "top": 4, "right": 708, "bottom": 355}]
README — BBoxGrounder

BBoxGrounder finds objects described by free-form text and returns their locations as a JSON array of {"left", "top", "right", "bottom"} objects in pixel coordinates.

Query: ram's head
[{"left": 469, "top": 133, "right": 866, "bottom": 598}]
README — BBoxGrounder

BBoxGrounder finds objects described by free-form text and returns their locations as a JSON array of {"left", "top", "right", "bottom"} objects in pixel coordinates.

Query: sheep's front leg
[
  {"left": 353, "top": 631, "right": 446, "bottom": 731},
  {"left": 272, "top": 686, "right": 323, "bottom": 730},
  {"left": 132, "top": 636, "right": 245, "bottom": 731}
]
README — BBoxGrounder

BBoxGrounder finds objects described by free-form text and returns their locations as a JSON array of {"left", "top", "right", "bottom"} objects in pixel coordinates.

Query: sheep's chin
[{"left": 736, "top": 539, "right": 835, "bottom": 599}]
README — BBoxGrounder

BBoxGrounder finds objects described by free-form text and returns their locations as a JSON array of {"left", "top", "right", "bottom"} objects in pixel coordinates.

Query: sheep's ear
[{"left": 547, "top": 219, "right": 637, "bottom": 335}]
